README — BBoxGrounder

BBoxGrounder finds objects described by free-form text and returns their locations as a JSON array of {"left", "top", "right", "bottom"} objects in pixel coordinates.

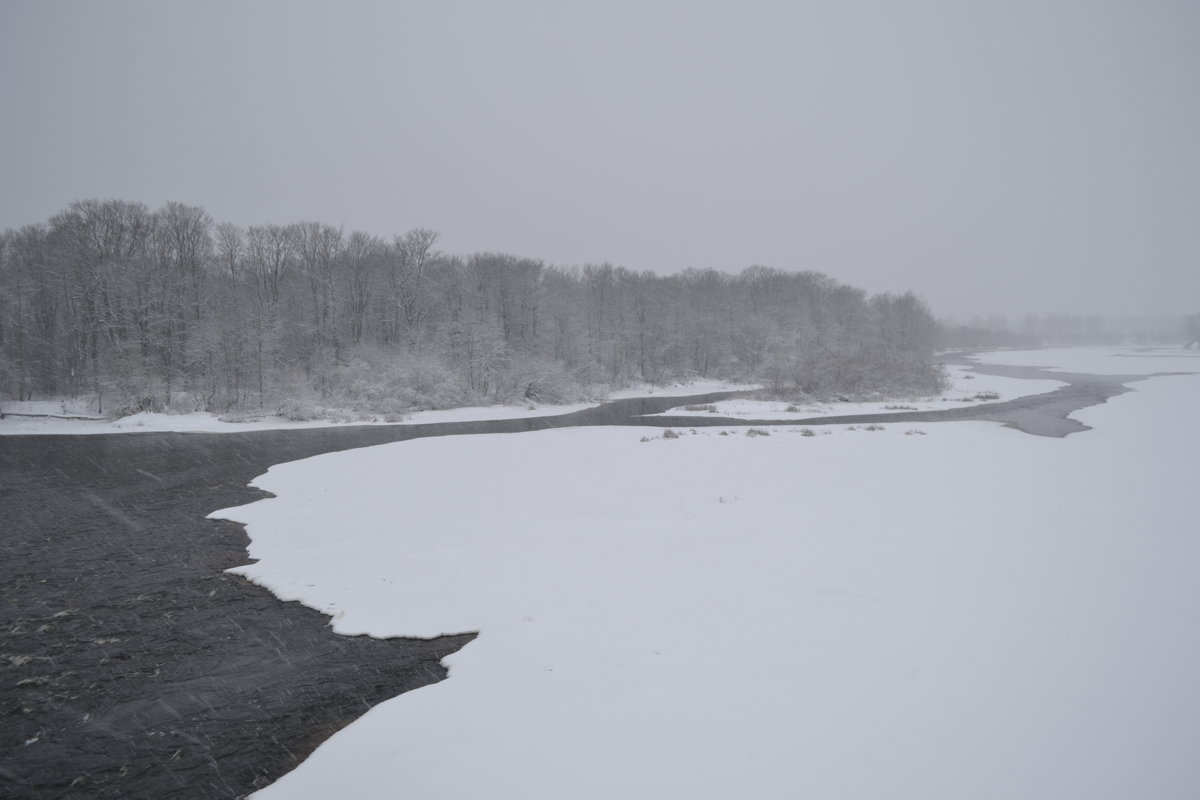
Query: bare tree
[
  {"left": 214, "top": 223, "right": 244, "bottom": 281},
  {"left": 293, "top": 221, "right": 344, "bottom": 368},
  {"left": 389, "top": 227, "right": 438, "bottom": 349},
  {"left": 244, "top": 224, "right": 295, "bottom": 400},
  {"left": 341, "top": 231, "right": 384, "bottom": 347}
]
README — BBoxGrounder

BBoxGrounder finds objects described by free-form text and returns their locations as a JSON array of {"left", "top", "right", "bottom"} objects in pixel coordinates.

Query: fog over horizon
[{"left": 3, "top": 0, "right": 1197, "bottom": 321}]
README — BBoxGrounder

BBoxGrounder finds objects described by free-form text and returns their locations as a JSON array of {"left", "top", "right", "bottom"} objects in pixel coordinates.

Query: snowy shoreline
[
  {"left": 0, "top": 379, "right": 758, "bottom": 436},
  {"left": 0, "top": 348, "right": 1080, "bottom": 437},
  {"left": 211, "top": 345, "right": 1200, "bottom": 800}
]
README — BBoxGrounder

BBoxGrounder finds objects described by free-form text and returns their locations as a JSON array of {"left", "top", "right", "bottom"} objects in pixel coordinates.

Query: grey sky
[{"left": 2, "top": 0, "right": 1197, "bottom": 320}]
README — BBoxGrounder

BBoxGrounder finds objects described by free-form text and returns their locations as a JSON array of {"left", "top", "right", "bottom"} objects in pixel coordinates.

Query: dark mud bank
[{"left": 1, "top": 431, "right": 478, "bottom": 799}]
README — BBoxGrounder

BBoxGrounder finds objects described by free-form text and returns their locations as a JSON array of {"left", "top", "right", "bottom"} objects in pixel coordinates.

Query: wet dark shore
[
  {"left": 1, "top": 429, "right": 477, "bottom": 799},
  {"left": 0, "top": 363, "right": 1172, "bottom": 798}
]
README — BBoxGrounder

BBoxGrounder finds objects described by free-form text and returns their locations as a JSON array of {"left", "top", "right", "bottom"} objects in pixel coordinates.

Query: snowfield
[{"left": 209, "top": 347, "right": 1200, "bottom": 800}]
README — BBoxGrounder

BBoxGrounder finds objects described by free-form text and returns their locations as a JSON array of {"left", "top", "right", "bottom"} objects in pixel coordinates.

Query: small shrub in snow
[
  {"left": 884, "top": 404, "right": 918, "bottom": 411},
  {"left": 217, "top": 411, "right": 265, "bottom": 424},
  {"left": 972, "top": 391, "right": 1000, "bottom": 401},
  {"left": 904, "top": 429, "right": 927, "bottom": 435},
  {"left": 276, "top": 398, "right": 325, "bottom": 421},
  {"left": 165, "top": 392, "right": 207, "bottom": 415},
  {"left": 864, "top": 424, "right": 885, "bottom": 432},
  {"left": 500, "top": 355, "right": 583, "bottom": 405},
  {"left": 682, "top": 404, "right": 717, "bottom": 412},
  {"left": 799, "top": 428, "right": 816, "bottom": 437},
  {"left": 745, "top": 428, "right": 770, "bottom": 437},
  {"left": 661, "top": 429, "right": 680, "bottom": 439},
  {"left": 718, "top": 430, "right": 729, "bottom": 436}
]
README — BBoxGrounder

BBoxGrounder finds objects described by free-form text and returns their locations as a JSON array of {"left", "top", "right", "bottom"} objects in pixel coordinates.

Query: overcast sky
[{"left": 2, "top": 0, "right": 1197, "bottom": 320}]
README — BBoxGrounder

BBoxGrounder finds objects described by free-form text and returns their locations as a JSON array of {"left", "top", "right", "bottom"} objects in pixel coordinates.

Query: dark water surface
[{"left": 0, "top": 364, "right": 1175, "bottom": 798}]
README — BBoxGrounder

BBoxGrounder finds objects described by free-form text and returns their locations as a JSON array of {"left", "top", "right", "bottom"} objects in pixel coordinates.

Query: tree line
[
  {"left": 0, "top": 199, "right": 944, "bottom": 416},
  {"left": 942, "top": 312, "right": 1197, "bottom": 349}
]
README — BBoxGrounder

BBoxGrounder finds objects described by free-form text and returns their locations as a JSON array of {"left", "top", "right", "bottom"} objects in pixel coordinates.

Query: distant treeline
[
  {"left": 942, "top": 313, "right": 1193, "bottom": 348},
  {"left": 0, "top": 199, "right": 944, "bottom": 416}
]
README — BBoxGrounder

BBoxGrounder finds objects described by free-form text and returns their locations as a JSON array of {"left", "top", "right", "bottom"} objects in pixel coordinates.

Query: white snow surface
[
  {"left": 209, "top": 348, "right": 1200, "bottom": 799},
  {"left": 0, "top": 380, "right": 753, "bottom": 436}
]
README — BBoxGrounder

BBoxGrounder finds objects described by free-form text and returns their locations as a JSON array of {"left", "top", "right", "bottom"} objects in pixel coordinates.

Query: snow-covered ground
[
  {"left": 0, "top": 380, "right": 755, "bottom": 436},
  {"left": 652, "top": 360, "right": 1065, "bottom": 420},
  {"left": 211, "top": 347, "right": 1200, "bottom": 800}
]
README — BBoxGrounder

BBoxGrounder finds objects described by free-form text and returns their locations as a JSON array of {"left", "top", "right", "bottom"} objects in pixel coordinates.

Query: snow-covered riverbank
[
  {"left": 0, "top": 380, "right": 758, "bottom": 436},
  {"left": 211, "top": 346, "right": 1200, "bottom": 800},
  {"left": 0, "top": 348, "right": 1079, "bottom": 436},
  {"left": 14, "top": 347, "right": 1167, "bottom": 437}
]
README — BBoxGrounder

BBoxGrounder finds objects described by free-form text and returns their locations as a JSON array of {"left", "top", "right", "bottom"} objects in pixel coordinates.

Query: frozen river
[{"left": 3, "top": 347, "right": 1197, "bottom": 799}]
